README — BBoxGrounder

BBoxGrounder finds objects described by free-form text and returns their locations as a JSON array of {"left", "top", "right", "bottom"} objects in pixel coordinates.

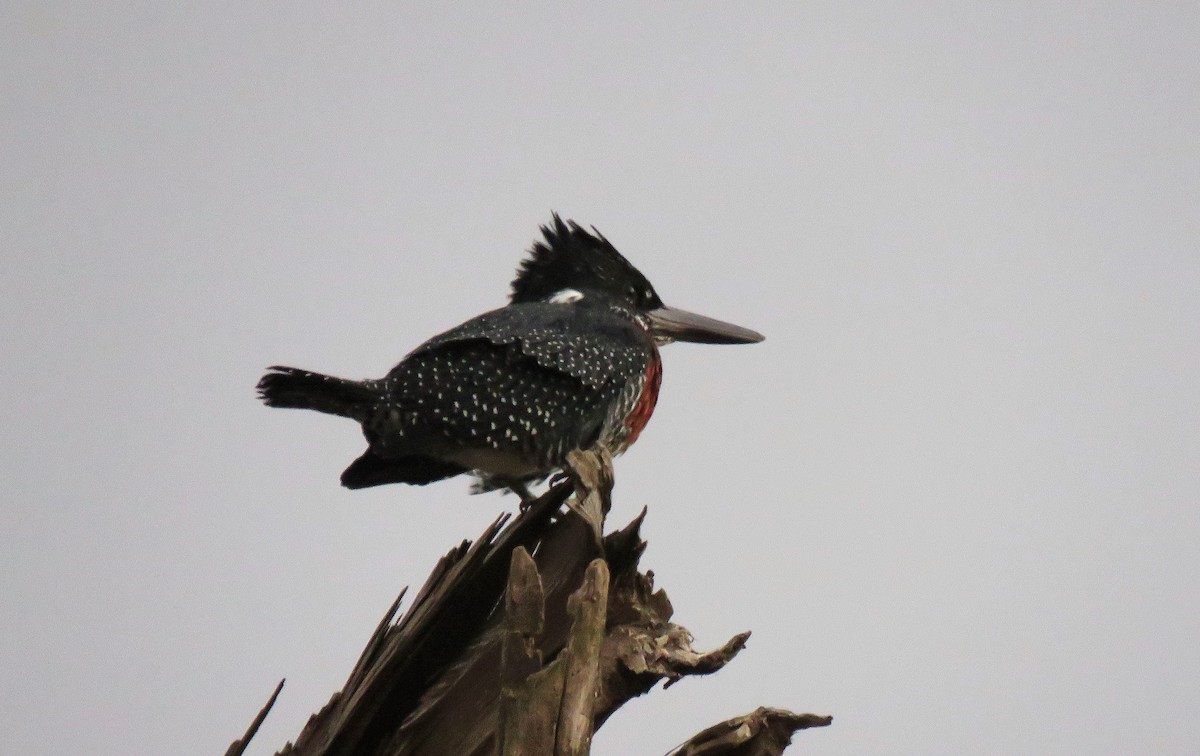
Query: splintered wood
[{"left": 230, "top": 449, "right": 829, "bottom": 755}]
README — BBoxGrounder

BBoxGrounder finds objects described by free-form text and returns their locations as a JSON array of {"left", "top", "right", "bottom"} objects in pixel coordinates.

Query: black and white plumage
[{"left": 257, "top": 215, "right": 762, "bottom": 493}]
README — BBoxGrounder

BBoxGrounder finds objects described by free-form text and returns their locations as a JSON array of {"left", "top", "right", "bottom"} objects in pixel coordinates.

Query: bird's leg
[{"left": 505, "top": 480, "right": 538, "bottom": 511}]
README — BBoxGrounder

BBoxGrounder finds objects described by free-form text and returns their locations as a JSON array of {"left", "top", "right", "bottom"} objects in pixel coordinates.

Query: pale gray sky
[{"left": 3, "top": 3, "right": 1198, "bottom": 754}]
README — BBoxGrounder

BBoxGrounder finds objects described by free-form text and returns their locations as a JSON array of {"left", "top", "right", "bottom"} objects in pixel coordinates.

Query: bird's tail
[{"left": 256, "top": 366, "right": 378, "bottom": 421}]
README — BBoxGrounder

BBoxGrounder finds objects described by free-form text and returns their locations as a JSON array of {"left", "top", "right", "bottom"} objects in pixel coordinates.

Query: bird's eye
[{"left": 548, "top": 288, "right": 584, "bottom": 304}]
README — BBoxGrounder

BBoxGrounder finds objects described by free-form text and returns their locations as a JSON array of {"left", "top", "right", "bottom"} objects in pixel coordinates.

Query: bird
[{"left": 256, "top": 214, "right": 764, "bottom": 497}]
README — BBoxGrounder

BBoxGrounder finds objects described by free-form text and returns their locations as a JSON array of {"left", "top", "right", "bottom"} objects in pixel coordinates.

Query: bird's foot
[{"left": 507, "top": 480, "right": 538, "bottom": 511}]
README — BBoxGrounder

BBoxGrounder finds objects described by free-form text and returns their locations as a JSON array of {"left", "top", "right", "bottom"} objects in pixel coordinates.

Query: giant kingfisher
[{"left": 257, "top": 215, "right": 764, "bottom": 495}]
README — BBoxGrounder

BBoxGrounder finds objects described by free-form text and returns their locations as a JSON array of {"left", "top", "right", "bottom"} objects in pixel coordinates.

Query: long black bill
[{"left": 646, "top": 305, "right": 765, "bottom": 345}]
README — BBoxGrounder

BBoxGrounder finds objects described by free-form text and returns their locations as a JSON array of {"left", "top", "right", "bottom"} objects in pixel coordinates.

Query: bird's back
[{"left": 362, "top": 300, "right": 658, "bottom": 485}]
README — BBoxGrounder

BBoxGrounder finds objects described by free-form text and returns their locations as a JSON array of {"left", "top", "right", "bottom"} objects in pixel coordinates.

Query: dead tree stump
[{"left": 229, "top": 450, "right": 830, "bottom": 755}]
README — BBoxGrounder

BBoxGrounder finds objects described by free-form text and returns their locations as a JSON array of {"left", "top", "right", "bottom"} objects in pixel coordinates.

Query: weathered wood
[
  {"left": 499, "top": 547, "right": 544, "bottom": 687},
  {"left": 233, "top": 448, "right": 830, "bottom": 755},
  {"left": 388, "top": 499, "right": 604, "bottom": 755},
  {"left": 498, "top": 555, "right": 610, "bottom": 756},
  {"left": 276, "top": 481, "right": 572, "bottom": 756},
  {"left": 226, "top": 678, "right": 285, "bottom": 756},
  {"left": 590, "top": 574, "right": 750, "bottom": 729},
  {"left": 669, "top": 707, "right": 833, "bottom": 755},
  {"left": 554, "top": 558, "right": 609, "bottom": 756},
  {"left": 500, "top": 655, "right": 565, "bottom": 756},
  {"left": 497, "top": 547, "right": 546, "bottom": 756},
  {"left": 564, "top": 448, "right": 613, "bottom": 548}
]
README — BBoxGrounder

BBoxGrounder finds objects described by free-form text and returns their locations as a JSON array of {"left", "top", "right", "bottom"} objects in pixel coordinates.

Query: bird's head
[{"left": 510, "top": 214, "right": 764, "bottom": 346}]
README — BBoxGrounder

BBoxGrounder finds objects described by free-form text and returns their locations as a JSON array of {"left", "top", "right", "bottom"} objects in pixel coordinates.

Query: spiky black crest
[{"left": 510, "top": 214, "right": 663, "bottom": 309}]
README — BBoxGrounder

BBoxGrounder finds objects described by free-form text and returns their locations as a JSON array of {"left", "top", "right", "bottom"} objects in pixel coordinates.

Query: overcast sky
[{"left": 3, "top": 3, "right": 1198, "bottom": 754}]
